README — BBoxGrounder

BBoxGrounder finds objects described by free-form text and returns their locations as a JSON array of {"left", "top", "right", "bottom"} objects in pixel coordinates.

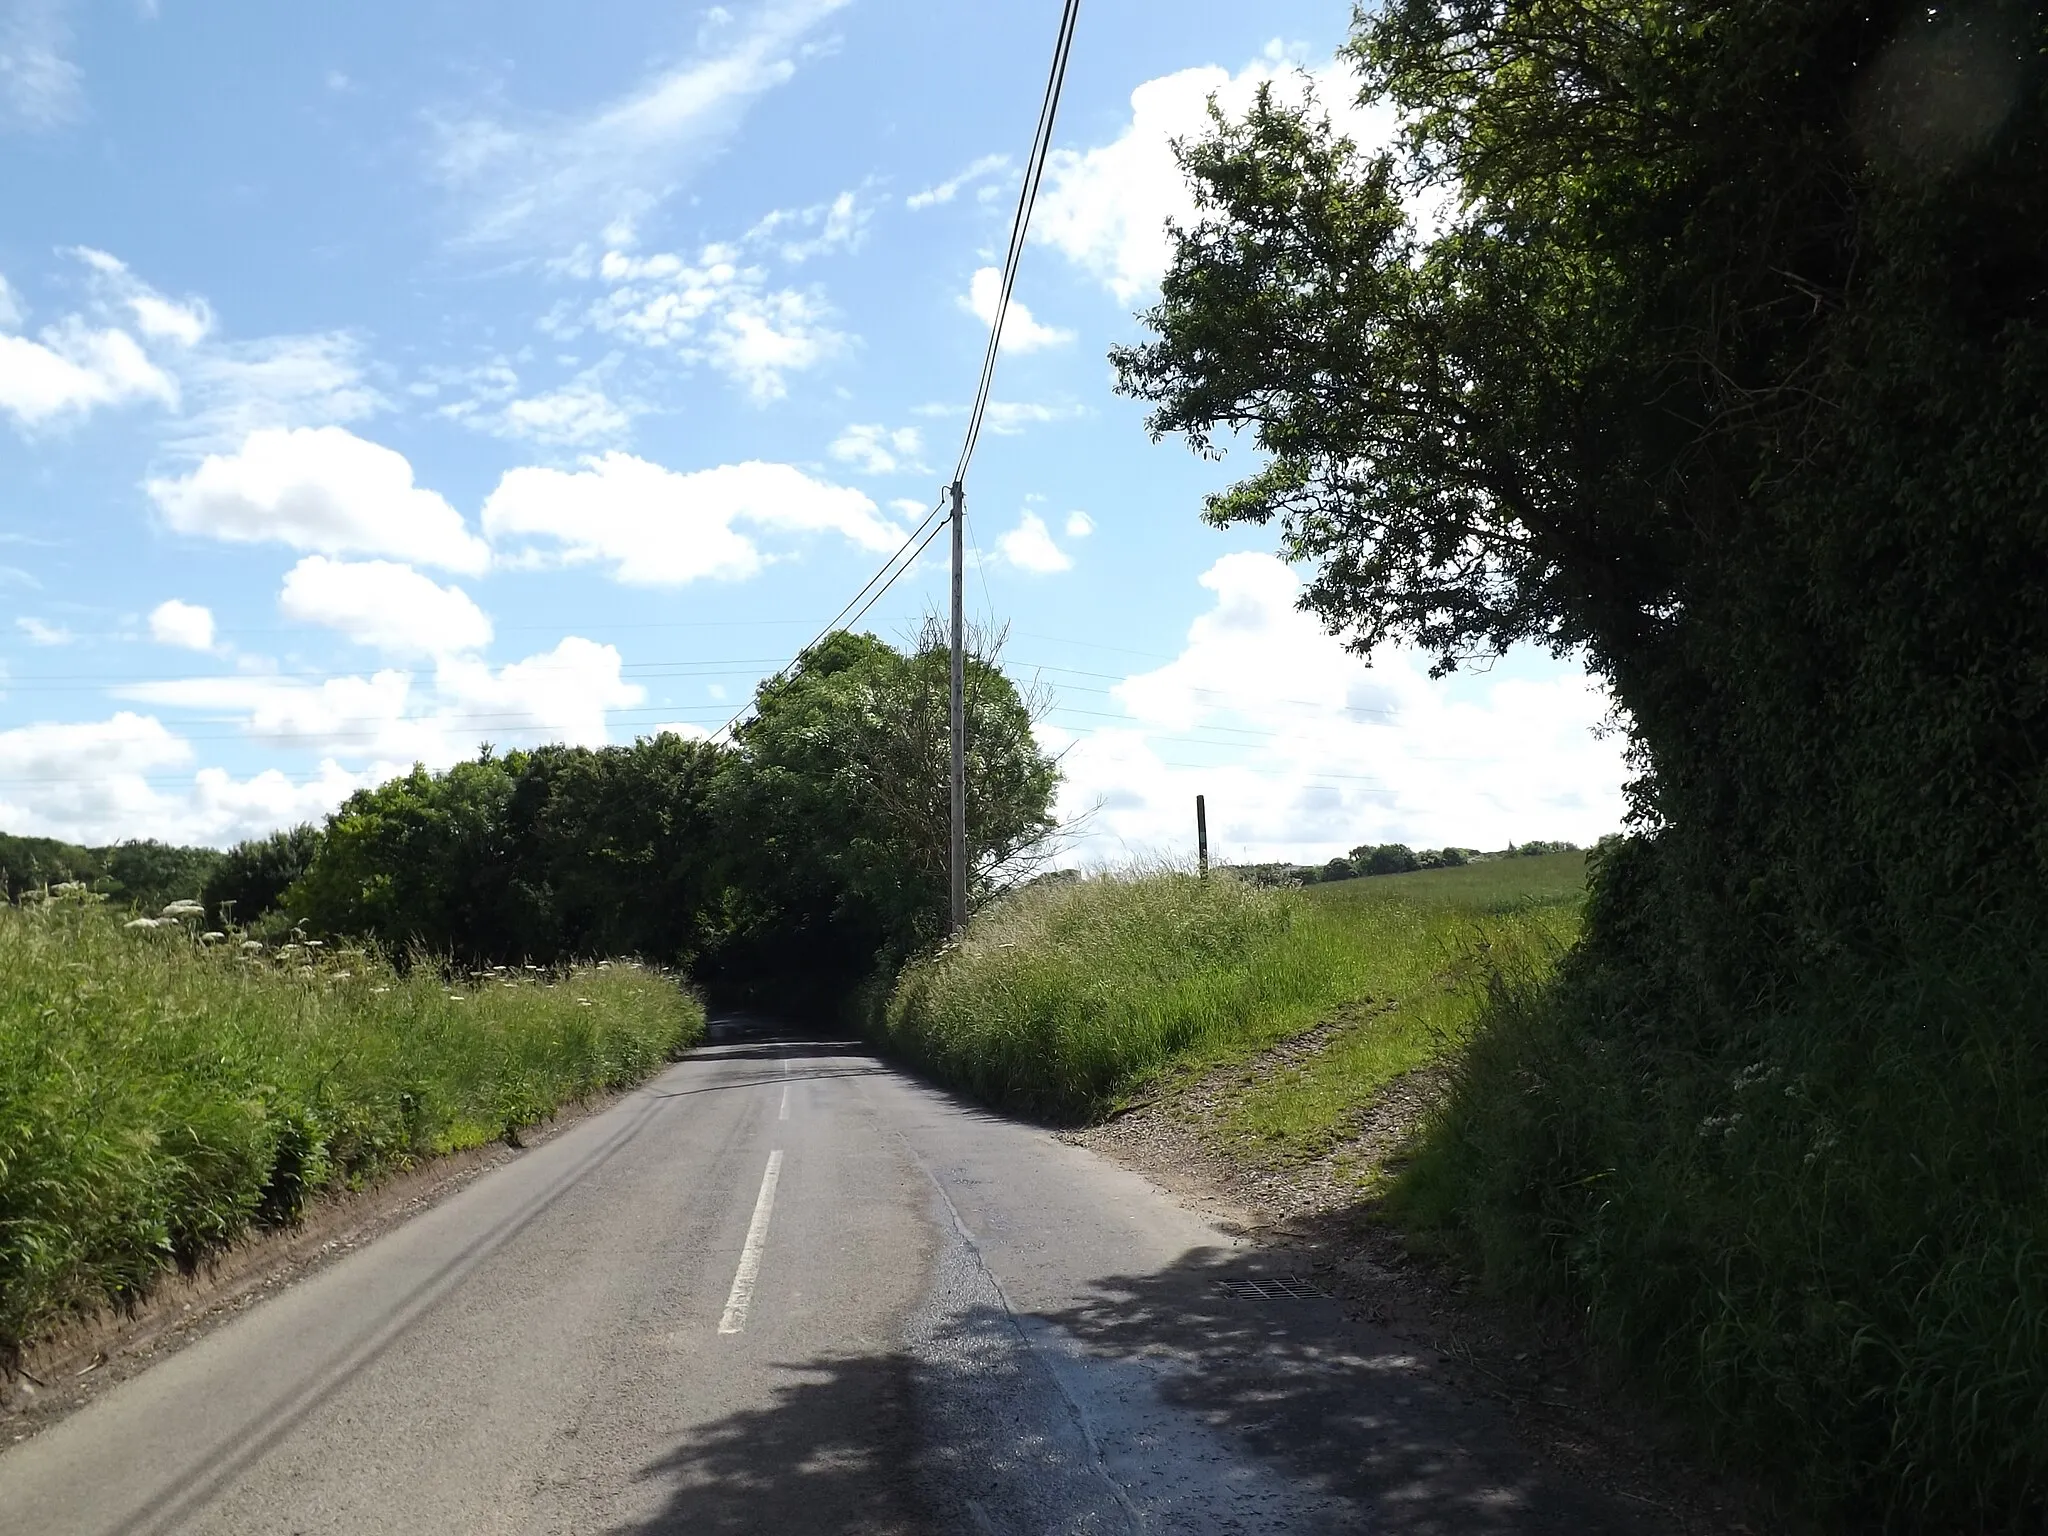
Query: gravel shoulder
[{"left": 1066, "top": 1034, "right": 1797, "bottom": 1536}]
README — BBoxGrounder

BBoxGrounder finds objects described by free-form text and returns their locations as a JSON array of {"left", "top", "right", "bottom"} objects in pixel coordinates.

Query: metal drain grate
[{"left": 1215, "top": 1275, "right": 1333, "bottom": 1301}]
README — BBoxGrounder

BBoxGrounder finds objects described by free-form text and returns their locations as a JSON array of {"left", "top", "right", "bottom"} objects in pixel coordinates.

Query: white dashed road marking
[{"left": 718, "top": 1151, "right": 783, "bottom": 1335}]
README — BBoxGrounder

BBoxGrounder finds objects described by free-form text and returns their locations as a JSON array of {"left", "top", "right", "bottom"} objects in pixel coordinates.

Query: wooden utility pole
[
  {"left": 948, "top": 481, "right": 969, "bottom": 935},
  {"left": 1196, "top": 794, "right": 1209, "bottom": 878}
]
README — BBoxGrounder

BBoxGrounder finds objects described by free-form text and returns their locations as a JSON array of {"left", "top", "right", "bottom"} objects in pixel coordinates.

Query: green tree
[
  {"left": 100, "top": 840, "right": 224, "bottom": 915},
  {"left": 1351, "top": 843, "right": 1420, "bottom": 877},
  {"left": 711, "top": 625, "right": 1060, "bottom": 1004},
  {"left": 203, "top": 824, "right": 324, "bottom": 929},
  {"left": 1117, "top": 2, "right": 2048, "bottom": 1521}
]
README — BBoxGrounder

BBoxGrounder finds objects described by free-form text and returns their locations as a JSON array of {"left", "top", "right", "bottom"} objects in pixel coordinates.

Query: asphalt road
[{"left": 0, "top": 1017, "right": 1666, "bottom": 1535}]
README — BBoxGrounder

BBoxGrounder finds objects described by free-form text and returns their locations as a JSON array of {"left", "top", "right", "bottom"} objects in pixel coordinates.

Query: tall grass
[
  {"left": 0, "top": 892, "right": 702, "bottom": 1359},
  {"left": 1392, "top": 923, "right": 2048, "bottom": 1527},
  {"left": 869, "top": 865, "right": 1582, "bottom": 1126}
]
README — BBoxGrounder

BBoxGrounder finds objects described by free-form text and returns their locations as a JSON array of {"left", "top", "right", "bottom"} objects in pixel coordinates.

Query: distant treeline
[
  {"left": 0, "top": 832, "right": 225, "bottom": 916},
  {"left": 1231, "top": 839, "right": 1581, "bottom": 888},
  {"left": 4, "top": 628, "right": 1058, "bottom": 1011}
]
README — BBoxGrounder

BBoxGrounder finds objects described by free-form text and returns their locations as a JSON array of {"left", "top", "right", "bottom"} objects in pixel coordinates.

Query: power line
[
  {"left": 954, "top": 0, "right": 1082, "bottom": 487},
  {"left": 709, "top": 0, "right": 1083, "bottom": 745}
]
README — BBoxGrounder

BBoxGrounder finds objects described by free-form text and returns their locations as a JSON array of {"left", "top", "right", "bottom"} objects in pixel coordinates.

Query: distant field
[
  {"left": 871, "top": 859, "right": 1587, "bottom": 1139},
  {"left": 1303, "top": 850, "right": 1591, "bottom": 911},
  {"left": 0, "top": 894, "right": 702, "bottom": 1357}
]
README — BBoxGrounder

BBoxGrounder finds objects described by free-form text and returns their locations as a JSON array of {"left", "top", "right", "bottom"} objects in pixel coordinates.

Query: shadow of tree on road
[{"left": 608, "top": 1237, "right": 1681, "bottom": 1535}]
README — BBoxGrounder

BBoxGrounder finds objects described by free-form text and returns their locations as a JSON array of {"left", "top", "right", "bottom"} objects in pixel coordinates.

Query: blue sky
[{"left": 0, "top": 0, "right": 1625, "bottom": 862}]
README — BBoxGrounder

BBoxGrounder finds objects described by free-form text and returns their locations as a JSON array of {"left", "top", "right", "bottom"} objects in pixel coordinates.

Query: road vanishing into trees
[{"left": 0, "top": 1018, "right": 1663, "bottom": 1535}]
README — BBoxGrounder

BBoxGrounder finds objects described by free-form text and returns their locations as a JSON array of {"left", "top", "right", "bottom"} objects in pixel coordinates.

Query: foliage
[
  {"left": 710, "top": 624, "right": 1059, "bottom": 1005},
  {"left": 203, "top": 824, "right": 323, "bottom": 930},
  {"left": 289, "top": 734, "right": 724, "bottom": 968},
  {"left": 870, "top": 861, "right": 1582, "bottom": 1129},
  {"left": 0, "top": 833, "right": 99, "bottom": 901},
  {"left": 98, "top": 840, "right": 224, "bottom": 916},
  {"left": 1121, "top": 0, "right": 2048, "bottom": 1523},
  {"left": 0, "top": 890, "right": 700, "bottom": 1358}
]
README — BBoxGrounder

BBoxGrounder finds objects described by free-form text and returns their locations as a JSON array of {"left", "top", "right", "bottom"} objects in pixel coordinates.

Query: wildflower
[
  {"left": 160, "top": 900, "right": 204, "bottom": 919},
  {"left": 124, "top": 917, "right": 162, "bottom": 931},
  {"left": 241, "top": 940, "right": 264, "bottom": 952},
  {"left": 201, "top": 931, "right": 226, "bottom": 943}
]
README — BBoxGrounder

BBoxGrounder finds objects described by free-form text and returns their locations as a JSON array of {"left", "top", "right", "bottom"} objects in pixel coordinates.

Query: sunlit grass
[
  {"left": 0, "top": 892, "right": 702, "bottom": 1356},
  {"left": 870, "top": 858, "right": 1588, "bottom": 1131}
]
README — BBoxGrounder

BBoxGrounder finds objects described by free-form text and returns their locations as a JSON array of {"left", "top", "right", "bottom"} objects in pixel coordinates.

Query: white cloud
[
  {"left": 1036, "top": 53, "right": 1398, "bottom": 303},
  {"left": 176, "top": 331, "right": 386, "bottom": 450},
  {"left": 439, "top": 364, "right": 636, "bottom": 448},
  {"left": 748, "top": 189, "right": 869, "bottom": 262},
  {"left": 16, "top": 615, "right": 71, "bottom": 645},
  {"left": 148, "top": 426, "right": 490, "bottom": 574},
  {"left": 482, "top": 451, "right": 899, "bottom": 586},
  {"left": 148, "top": 599, "right": 216, "bottom": 651},
  {"left": 962, "top": 266, "right": 1072, "bottom": 353},
  {"left": 1065, "top": 510, "right": 1095, "bottom": 539},
  {"left": 0, "top": 317, "right": 177, "bottom": 427},
  {"left": 830, "top": 422, "right": 926, "bottom": 476},
  {"left": 123, "top": 638, "right": 643, "bottom": 766},
  {"left": 582, "top": 244, "right": 845, "bottom": 403},
  {"left": 0, "top": 0, "right": 83, "bottom": 132},
  {"left": 433, "top": 0, "right": 850, "bottom": 247},
  {"left": 996, "top": 511, "right": 1072, "bottom": 575},
  {"left": 279, "top": 556, "right": 493, "bottom": 660},
  {"left": 906, "top": 153, "right": 1011, "bottom": 210},
  {"left": 0, "top": 710, "right": 374, "bottom": 847},
  {"left": 1048, "top": 553, "right": 1627, "bottom": 864},
  {"left": 73, "top": 246, "right": 213, "bottom": 346}
]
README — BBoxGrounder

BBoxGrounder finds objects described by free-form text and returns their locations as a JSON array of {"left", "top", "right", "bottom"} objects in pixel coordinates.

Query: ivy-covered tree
[{"left": 1117, "top": 2, "right": 2048, "bottom": 1522}]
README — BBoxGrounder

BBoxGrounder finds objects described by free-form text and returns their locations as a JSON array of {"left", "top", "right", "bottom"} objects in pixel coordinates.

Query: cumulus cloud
[
  {"left": 830, "top": 422, "right": 926, "bottom": 476},
  {"left": 147, "top": 426, "right": 490, "bottom": 574},
  {"left": 482, "top": 452, "right": 899, "bottom": 586},
  {"left": 0, "top": 0, "right": 83, "bottom": 132},
  {"left": 124, "top": 639, "right": 642, "bottom": 765},
  {"left": 1048, "top": 553, "right": 1628, "bottom": 863},
  {"left": 1065, "top": 510, "right": 1095, "bottom": 539},
  {"left": 148, "top": 599, "right": 216, "bottom": 651},
  {"left": 0, "top": 316, "right": 177, "bottom": 427},
  {"left": 0, "top": 710, "right": 372, "bottom": 847},
  {"left": 580, "top": 244, "right": 846, "bottom": 403},
  {"left": 432, "top": 0, "right": 850, "bottom": 247},
  {"left": 907, "top": 153, "right": 1011, "bottom": 211},
  {"left": 1035, "top": 52, "right": 1398, "bottom": 303},
  {"left": 279, "top": 556, "right": 493, "bottom": 660},
  {"left": 996, "top": 511, "right": 1072, "bottom": 575},
  {"left": 961, "top": 266, "right": 1072, "bottom": 353}
]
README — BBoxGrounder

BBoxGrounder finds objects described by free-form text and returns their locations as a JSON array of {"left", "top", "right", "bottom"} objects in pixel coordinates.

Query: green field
[
  {"left": 0, "top": 892, "right": 702, "bottom": 1357},
  {"left": 870, "top": 856, "right": 1589, "bottom": 1133}
]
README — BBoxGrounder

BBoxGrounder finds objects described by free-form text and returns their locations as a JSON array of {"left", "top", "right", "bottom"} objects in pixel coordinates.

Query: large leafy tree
[
  {"left": 710, "top": 625, "right": 1060, "bottom": 1001},
  {"left": 1117, "top": 2, "right": 2048, "bottom": 1522}
]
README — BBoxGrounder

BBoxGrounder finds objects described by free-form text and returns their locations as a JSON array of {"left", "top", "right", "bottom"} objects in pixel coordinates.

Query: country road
[{"left": 0, "top": 1016, "right": 1665, "bottom": 1535}]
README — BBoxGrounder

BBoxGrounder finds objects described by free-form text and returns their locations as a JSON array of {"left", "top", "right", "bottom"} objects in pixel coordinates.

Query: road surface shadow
[
  {"left": 610, "top": 1350, "right": 929, "bottom": 1535},
  {"left": 611, "top": 1241, "right": 1684, "bottom": 1535}
]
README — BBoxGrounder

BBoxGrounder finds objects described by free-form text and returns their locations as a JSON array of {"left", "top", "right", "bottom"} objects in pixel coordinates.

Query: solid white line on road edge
[
  {"left": 718, "top": 1150, "right": 784, "bottom": 1336},
  {"left": 779, "top": 1083, "right": 790, "bottom": 1120}
]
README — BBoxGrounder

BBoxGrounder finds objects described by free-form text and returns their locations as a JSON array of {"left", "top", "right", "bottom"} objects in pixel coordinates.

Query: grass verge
[
  {"left": 0, "top": 891, "right": 702, "bottom": 1361},
  {"left": 868, "top": 854, "right": 1587, "bottom": 1131}
]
